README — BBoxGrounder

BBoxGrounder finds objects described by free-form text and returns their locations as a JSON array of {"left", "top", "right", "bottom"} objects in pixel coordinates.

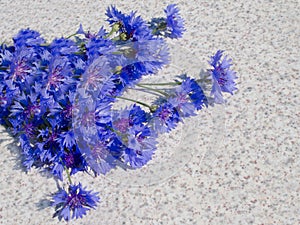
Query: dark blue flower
[
  {"left": 19, "top": 133, "right": 43, "bottom": 170},
  {"left": 86, "top": 37, "right": 116, "bottom": 61},
  {"left": 169, "top": 77, "right": 207, "bottom": 116},
  {"left": 109, "top": 105, "right": 157, "bottom": 168},
  {"left": 209, "top": 50, "right": 237, "bottom": 103},
  {"left": 123, "top": 125, "right": 157, "bottom": 168},
  {"left": 13, "top": 29, "right": 45, "bottom": 48},
  {"left": 77, "top": 134, "right": 117, "bottom": 175},
  {"left": 52, "top": 183, "right": 100, "bottom": 221},
  {"left": 150, "top": 102, "right": 181, "bottom": 134},
  {"left": 148, "top": 4, "right": 185, "bottom": 39},
  {"left": 106, "top": 6, "right": 153, "bottom": 41},
  {"left": 51, "top": 146, "right": 88, "bottom": 180},
  {"left": 112, "top": 104, "right": 146, "bottom": 132},
  {"left": 7, "top": 46, "right": 43, "bottom": 91},
  {"left": 120, "top": 38, "right": 169, "bottom": 74},
  {"left": 165, "top": 4, "right": 185, "bottom": 39},
  {"left": 50, "top": 38, "right": 79, "bottom": 56},
  {"left": 79, "top": 55, "right": 116, "bottom": 99},
  {"left": 43, "top": 56, "right": 76, "bottom": 99}
]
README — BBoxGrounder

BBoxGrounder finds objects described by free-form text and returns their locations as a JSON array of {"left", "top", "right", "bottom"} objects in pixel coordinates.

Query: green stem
[
  {"left": 64, "top": 165, "right": 72, "bottom": 184},
  {"left": 139, "top": 78, "right": 210, "bottom": 86},
  {"left": 39, "top": 43, "right": 50, "bottom": 47},
  {"left": 104, "top": 22, "right": 121, "bottom": 39},
  {"left": 128, "top": 87, "right": 162, "bottom": 97},
  {"left": 136, "top": 84, "right": 168, "bottom": 96},
  {"left": 66, "top": 33, "right": 78, "bottom": 39},
  {"left": 138, "top": 81, "right": 182, "bottom": 86},
  {"left": 115, "top": 96, "right": 152, "bottom": 110}
]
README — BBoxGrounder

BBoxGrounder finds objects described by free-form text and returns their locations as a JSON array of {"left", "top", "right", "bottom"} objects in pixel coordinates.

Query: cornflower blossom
[
  {"left": 52, "top": 183, "right": 100, "bottom": 221},
  {"left": 209, "top": 50, "right": 237, "bottom": 103}
]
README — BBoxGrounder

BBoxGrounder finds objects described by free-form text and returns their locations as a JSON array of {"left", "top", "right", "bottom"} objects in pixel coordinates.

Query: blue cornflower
[
  {"left": 120, "top": 38, "right": 169, "bottom": 74},
  {"left": 165, "top": 4, "right": 185, "bottom": 38},
  {"left": 150, "top": 102, "right": 181, "bottom": 134},
  {"left": 79, "top": 56, "right": 115, "bottom": 99},
  {"left": 63, "top": 148, "right": 87, "bottom": 176},
  {"left": 48, "top": 91, "right": 75, "bottom": 125},
  {"left": 78, "top": 134, "right": 117, "bottom": 175},
  {"left": 19, "top": 133, "right": 43, "bottom": 170},
  {"left": 44, "top": 56, "right": 75, "bottom": 98},
  {"left": 73, "top": 97, "right": 115, "bottom": 174},
  {"left": 51, "top": 146, "right": 88, "bottom": 180},
  {"left": 8, "top": 47, "right": 40, "bottom": 88},
  {"left": 110, "top": 105, "right": 157, "bottom": 168},
  {"left": 60, "top": 130, "right": 76, "bottom": 149},
  {"left": 10, "top": 92, "right": 42, "bottom": 119},
  {"left": 169, "top": 77, "right": 207, "bottom": 116},
  {"left": 50, "top": 38, "right": 79, "bottom": 56},
  {"left": 209, "top": 50, "right": 237, "bottom": 103},
  {"left": 165, "top": 4, "right": 185, "bottom": 39},
  {"left": 150, "top": 4, "right": 185, "bottom": 39},
  {"left": 106, "top": 6, "right": 153, "bottom": 41},
  {"left": 123, "top": 125, "right": 157, "bottom": 168},
  {"left": 112, "top": 105, "right": 147, "bottom": 132},
  {"left": 86, "top": 36, "right": 116, "bottom": 61},
  {"left": 72, "top": 97, "right": 99, "bottom": 143},
  {"left": 74, "top": 97, "right": 115, "bottom": 175},
  {"left": 52, "top": 183, "right": 100, "bottom": 221},
  {"left": 13, "top": 29, "right": 45, "bottom": 48}
]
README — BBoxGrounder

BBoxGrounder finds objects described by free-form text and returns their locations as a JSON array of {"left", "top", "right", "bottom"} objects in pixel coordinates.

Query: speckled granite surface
[{"left": 0, "top": 0, "right": 299, "bottom": 224}]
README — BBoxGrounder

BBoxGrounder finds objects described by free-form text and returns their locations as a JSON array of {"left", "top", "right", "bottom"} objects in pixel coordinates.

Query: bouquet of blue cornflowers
[{"left": 0, "top": 4, "right": 237, "bottom": 221}]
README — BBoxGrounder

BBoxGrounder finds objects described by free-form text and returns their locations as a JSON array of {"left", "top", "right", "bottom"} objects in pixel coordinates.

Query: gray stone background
[{"left": 0, "top": 0, "right": 299, "bottom": 224}]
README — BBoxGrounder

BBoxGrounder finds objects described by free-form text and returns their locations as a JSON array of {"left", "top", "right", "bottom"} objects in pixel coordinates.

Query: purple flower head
[
  {"left": 52, "top": 183, "right": 100, "bottom": 221},
  {"left": 123, "top": 125, "right": 157, "bottom": 168},
  {"left": 151, "top": 102, "right": 181, "bottom": 134},
  {"left": 78, "top": 134, "right": 117, "bottom": 176},
  {"left": 80, "top": 56, "right": 115, "bottom": 99},
  {"left": 112, "top": 104, "right": 147, "bottom": 132},
  {"left": 51, "top": 147, "right": 87, "bottom": 179},
  {"left": 8, "top": 47, "right": 41, "bottom": 89},
  {"left": 44, "top": 56, "right": 75, "bottom": 97},
  {"left": 209, "top": 50, "right": 237, "bottom": 103},
  {"left": 169, "top": 77, "right": 207, "bottom": 116},
  {"left": 109, "top": 105, "right": 157, "bottom": 168}
]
